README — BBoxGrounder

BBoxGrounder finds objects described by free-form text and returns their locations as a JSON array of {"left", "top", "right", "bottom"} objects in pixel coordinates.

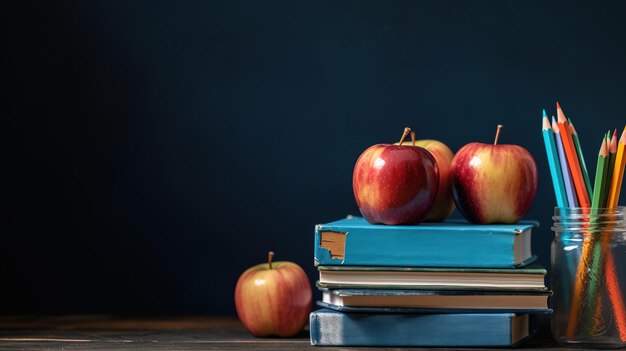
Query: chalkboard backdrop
[{"left": 2, "top": 1, "right": 626, "bottom": 314}]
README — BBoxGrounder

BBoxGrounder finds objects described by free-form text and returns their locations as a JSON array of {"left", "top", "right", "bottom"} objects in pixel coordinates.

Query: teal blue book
[
  {"left": 309, "top": 308, "right": 531, "bottom": 346},
  {"left": 315, "top": 216, "right": 537, "bottom": 268}
]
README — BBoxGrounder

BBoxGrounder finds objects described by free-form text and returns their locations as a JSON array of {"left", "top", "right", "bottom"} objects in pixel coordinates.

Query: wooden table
[{"left": 0, "top": 315, "right": 562, "bottom": 350}]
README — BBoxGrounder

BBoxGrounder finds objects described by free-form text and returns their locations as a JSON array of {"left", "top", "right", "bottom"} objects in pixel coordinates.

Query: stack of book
[{"left": 309, "top": 216, "right": 551, "bottom": 347}]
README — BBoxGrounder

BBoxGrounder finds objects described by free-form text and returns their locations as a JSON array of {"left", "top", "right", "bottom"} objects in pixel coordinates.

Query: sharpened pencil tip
[
  {"left": 551, "top": 117, "right": 560, "bottom": 133},
  {"left": 542, "top": 116, "right": 551, "bottom": 130},
  {"left": 542, "top": 109, "right": 548, "bottom": 118},
  {"left": 557, "top": 105, "right": 567, "bottom": 123},
  {"left": 600, "top": 138, "right": 609, "bottom": 157},
  {"left": 611, "top": 130, "right": 618, "bottom": 153},
  {"left": 556, "top": 101, "right": 562, "bottom": 110},
  {"left": 569, "top": 120, "right": 578, "bottom": 135}
]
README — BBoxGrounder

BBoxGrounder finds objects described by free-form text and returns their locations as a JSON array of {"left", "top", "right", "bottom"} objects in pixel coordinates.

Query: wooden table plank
[{"left": 0, "top": 315, "right": 560, "bottom": 350}]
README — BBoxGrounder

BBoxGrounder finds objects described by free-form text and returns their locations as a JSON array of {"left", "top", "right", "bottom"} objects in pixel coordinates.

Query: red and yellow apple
[
  {"left": 451, "top": 125, "right": 538, "bottom": 224},
  {"left": 234, "top": 252, "right": 312, "bottom": 337},
  {"left": 399, "top": 139, "right": 455, "bottom": 221},
  {"left": 353, "top": 128, "right": 439, "bottom": 225}
]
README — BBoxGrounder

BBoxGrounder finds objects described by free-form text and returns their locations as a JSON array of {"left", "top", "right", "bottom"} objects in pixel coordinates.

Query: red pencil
[{"left": 556, "top": 102, "right": 591, "bottom": 207}]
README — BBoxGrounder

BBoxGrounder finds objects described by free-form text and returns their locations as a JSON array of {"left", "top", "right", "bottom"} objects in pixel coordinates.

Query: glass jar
[{"left": 551, "top": 207, "right": 626, "bottom": 348}]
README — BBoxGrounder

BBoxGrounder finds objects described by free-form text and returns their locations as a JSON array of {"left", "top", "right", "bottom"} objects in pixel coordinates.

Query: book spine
[{"left": 309, "top": 309, "right": 517, "bottom": 346}]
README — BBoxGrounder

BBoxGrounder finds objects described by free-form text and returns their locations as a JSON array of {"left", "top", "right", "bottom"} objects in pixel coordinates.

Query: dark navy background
[{"left": 2, "top": 1, "right": 626, "bottom": 314}]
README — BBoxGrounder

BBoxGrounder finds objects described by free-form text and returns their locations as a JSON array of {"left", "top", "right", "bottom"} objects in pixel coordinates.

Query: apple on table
[
  {"left": 451, "top": 125, "right": 538, "bottom": 224},
  {"left": 353, "top": 127, "right": 439, "bottom": 225},
  {"left": 234, "top": 251, "right": 312, "bottom": 337}
]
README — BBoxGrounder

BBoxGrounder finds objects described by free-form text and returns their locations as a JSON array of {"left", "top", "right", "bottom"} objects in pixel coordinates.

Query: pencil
[
  {"left": 569, "top": 119, "right": 594, "bottom": 198},
  {"left": 542, "top": 112, "right": 568, "bottom": 208},
  {"left": 609, "top": 129, "right": 618, "bottom": 175},
  {"left": 557, "top": 102, "right": 591, "bottom": 207},
  {"left": 553, "top": 117, "right": 579, "bottom": 207},
  {"left": 605, "top": 130, "right": 617, "bottom": 203},
  {"left": 581, "top": 137, "right": 609, "bottom": 335}
]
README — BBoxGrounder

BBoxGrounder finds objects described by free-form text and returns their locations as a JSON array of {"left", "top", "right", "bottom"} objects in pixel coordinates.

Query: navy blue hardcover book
[
  {"left": 315, "top": 216, "right": 538, "bottom": 268},
  {"left": 309, "top": 308, "right": 531, "bottom": 346}
]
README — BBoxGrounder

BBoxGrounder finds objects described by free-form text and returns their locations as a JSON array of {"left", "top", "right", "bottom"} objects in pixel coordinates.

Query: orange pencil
[{"left": 556, "top": 102, "right": 591, "bottom": 207}]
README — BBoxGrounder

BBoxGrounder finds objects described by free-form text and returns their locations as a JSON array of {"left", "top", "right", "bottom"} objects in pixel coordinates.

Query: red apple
[
  {"left": 353, "top": 127, "right": 439, "bottom": 225},
  {"left": 451, "top": 125, "right": 538, "bottom": 224},
  {"left": 400, "top": 139, "right": 455, "bottom": 221},
  {"left": 234, "top": 251, "right": 312, "bottom": 337}
]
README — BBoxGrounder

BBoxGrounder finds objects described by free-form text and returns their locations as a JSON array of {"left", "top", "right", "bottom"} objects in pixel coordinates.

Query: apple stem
[
  {"left": 398, "top": 127, "right": 412, "bottom": 145},
  {"left": 410, "top": 131, "right": 416, "bottom": 146},
  {"left": 268, "top": 251, "right": 274, "bottom": 270},
  {"left": 493, "top": 124, "right": 503, "bottom": 145}
]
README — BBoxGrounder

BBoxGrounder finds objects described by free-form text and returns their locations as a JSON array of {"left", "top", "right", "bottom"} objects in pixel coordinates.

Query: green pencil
[
  {"left": 569, "top": 119, "right": 593, "bottom": 199},
  {"left": 607, "top": 129, "right": 618, "bottom": 205},
  {"left": 583, "top": 137, "right": 610, "bottom": 335}
]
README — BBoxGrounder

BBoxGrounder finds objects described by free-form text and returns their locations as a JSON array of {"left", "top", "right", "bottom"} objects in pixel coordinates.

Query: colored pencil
[
  {"left": 592, "top": 129, "right": 622, "bottom": 333},
  {"left": 552, "top": 117, "right": 579, "bottom": 207},
  {"left": 593, "top": 138, "right": 610, "bottom": 210},
  {"left": 608, "top": 129, "right": 618, "bottom": 185},
  {"left": 592, "top": 129, "right": 617, "bottom": 327},
  {"left": 542, "top": 112, "right": 568, "bottom": 208},
  {"left": 605, "top": 130, "right": 616, "bottom": 203},
  {"left": 557, "top": 102, "right": 591, "bottom": 207},
  {"left": 569, "top": 119, "right": 594, "bottom": 198},
  {"left": 544, "top": 112, "right": 576, "bottom": 312},
  {"left": 581, "top": 137, "right": 609, "bottom": 334}
]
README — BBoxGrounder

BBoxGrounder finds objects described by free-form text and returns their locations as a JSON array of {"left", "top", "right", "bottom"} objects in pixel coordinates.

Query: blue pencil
[
  {"left": 542, "top": 111, "right": 568, "bottom": 208},
  {"left": 547, "top": 113, "right": 576, "bottom": 313},
  {"left": 552, "top": 116, "right": 579, "bottom": 207}
]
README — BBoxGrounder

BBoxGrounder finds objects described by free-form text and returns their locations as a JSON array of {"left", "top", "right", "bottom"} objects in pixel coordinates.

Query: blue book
[
  {"left": 310, "top": 308, "right": 531, "bottom": 346},
  {"left": 315, "top": 216, "right": 537, "bottom": 268}
]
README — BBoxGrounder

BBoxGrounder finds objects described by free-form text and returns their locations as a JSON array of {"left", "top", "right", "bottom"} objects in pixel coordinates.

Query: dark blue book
[
  {"left": 310, "top": 308, "right": 531, "bottom": 346},
  {"left": 315, "top": 216, "right": 537, "bottom": 268}
]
